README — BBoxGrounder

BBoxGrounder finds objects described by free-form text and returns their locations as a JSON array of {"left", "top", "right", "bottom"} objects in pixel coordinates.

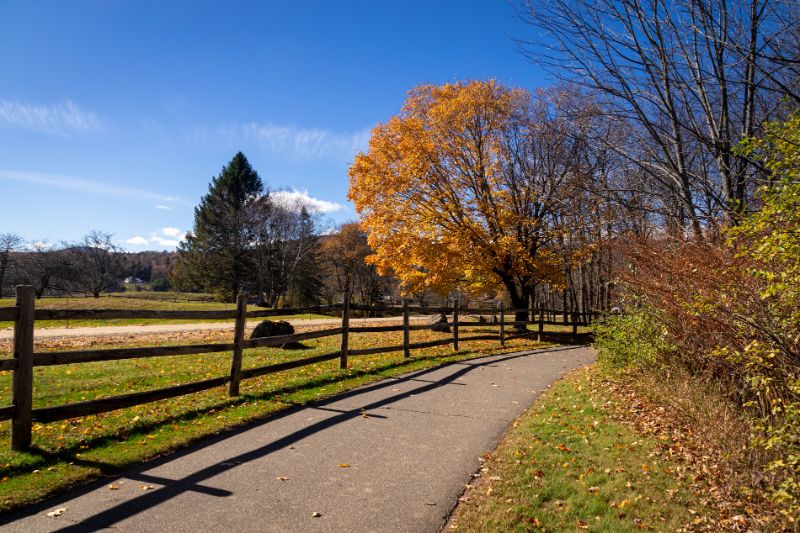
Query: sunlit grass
[
  {"left": 449, "top": 366, "right": 715, "bottom": 532},
  {"left": 0, "top": 324, "right": 553, "bottom": 512}
]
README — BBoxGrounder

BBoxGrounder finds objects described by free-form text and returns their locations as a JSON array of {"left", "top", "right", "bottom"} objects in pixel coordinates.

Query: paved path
[
  {"left": 2, "top": 345, "right": 595, "bottom": 533},
  {"left": 0, "top": 316, "right": 434, "bottom": 341}
]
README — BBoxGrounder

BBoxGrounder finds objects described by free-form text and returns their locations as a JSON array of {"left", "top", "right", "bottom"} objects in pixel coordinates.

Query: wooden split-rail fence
[{"left": 0, "top": 285, "right": 598, "bottom": 451}]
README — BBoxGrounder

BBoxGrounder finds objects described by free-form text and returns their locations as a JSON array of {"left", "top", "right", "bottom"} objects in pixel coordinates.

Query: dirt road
[{"left": 0, "top": 316, "right": 434, "bottom": 341}]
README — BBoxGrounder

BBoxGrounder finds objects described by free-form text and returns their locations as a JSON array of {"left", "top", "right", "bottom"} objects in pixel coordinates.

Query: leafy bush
[
  {"left": 149, "top": 277, "right": 171, "bottom": 292},
  {"left": 730, "top": 113, "right": 800, "bottom": 520},
  {"left": 606, "top": 113, "right": 800, "bottom": 519},
  {"left": 594, "top": 306, "right": 674, "bottom": 369}
]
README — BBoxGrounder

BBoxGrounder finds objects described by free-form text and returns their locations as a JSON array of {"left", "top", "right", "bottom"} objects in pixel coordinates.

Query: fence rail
[{"left": 1, "top": 285, "right": 595, "bottom": 450}]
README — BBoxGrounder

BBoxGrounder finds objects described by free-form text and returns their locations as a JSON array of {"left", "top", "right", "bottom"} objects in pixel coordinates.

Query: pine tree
[{"left": 177, "top": 152, "right": 263, "bottom": 301}]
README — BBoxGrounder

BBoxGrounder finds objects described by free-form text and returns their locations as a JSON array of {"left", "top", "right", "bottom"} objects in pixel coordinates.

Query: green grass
[
  {"left": 0, "top": 325, "right": 552, "bottom": 512},
  {"left": 449, "top": 366, "right": 715, "bottom": 532},
  {"left": 0, "top": 295, "right": 336, "bottom": 328}
]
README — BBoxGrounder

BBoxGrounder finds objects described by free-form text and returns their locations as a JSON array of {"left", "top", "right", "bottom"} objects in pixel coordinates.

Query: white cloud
[
  {"left": 155, "top": 204, "right": 172, "bottom": 210},
  {"left": 125, "top": 236, "right": 149, "bottom": 246},
  {"left": 0, "top": 99, "right": 101, "bottom": 135},
  {"left": 161, "top": 226, "right": 184, "bottom": 238},
  {"left": 205, "top": 122, "right": 371, "bottom": 161},
  {"left": 124, "top": 227, "right": 187, "bottom": 249},
  {"left": 270, "top": 189, "right": 345, "bottom": 213},
  {"left": 150, "top": 237, "right": 181, "bottom": 247},
  {"left": 0, "top": 169, "right": 183, "bottom": 204}
]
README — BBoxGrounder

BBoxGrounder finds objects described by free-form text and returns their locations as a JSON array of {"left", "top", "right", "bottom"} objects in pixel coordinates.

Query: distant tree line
[{"left": 0, "top": 231, "right": 125, "bottom": 299}]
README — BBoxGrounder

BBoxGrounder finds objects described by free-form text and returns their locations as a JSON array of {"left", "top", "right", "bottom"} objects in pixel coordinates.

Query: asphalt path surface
[{"left": 2, "top": 345, "right": 595, "bottom": 533}]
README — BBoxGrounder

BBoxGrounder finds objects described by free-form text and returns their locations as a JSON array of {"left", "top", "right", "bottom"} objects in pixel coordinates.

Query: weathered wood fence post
[
  {"left": 571, "top": 310, "right": 578, "bottom": 342},
  {"left": 538, "top": 304, "right": 544, "bottom": 342},
  {"left": 452, "top": 299, "right": 459, "bottom": 351},
  {"left": 402, "top": 298, "right": 410, "bottom": 358},
  {"left": 12, "top": 285, "right": 35, "bottom": 450},
  {"left": 228, "top": 292, "right": 248, "bottom": 396},
  {"left": 499, "top": 301, "right": 505, "bottom": 347},
  {"left": 528, "top": 296, "right": 534, "bottom": 325},
  {"left": 340, "top": 289, "right": 350, "bottom": 369}
]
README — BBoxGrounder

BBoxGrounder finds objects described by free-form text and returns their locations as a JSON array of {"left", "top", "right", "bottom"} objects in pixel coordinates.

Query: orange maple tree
[{"left": 348, "top": 80, "right": 592, "bottom": 319}]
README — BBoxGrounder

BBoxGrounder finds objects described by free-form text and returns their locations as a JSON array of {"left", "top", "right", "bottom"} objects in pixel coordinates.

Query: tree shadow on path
[{"left": 1, "top": 345, "right": 584, "bottom": 531}]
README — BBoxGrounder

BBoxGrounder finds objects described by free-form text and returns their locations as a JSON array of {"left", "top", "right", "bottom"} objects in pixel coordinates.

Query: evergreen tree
[{"left": 176, "top": 152, "right": 263, "bottom": 301}]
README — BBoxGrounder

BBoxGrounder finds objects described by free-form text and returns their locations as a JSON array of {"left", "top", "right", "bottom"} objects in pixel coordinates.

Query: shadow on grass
[
  {"left": 1, "top": 344, "right": 517, "bottom": 478},
  {"left": 0, "top": 344, "right": 587, "bottom": 529}
]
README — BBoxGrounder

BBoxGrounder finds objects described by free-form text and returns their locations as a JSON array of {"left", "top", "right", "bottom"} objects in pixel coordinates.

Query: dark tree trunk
[{"left": 499, "top": 275, "right": 531, "bottom": 331}]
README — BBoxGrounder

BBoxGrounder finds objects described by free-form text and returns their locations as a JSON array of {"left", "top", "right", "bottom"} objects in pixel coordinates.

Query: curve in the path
[{"left": 2, "top": 345, "right": 595, "bottom": 533}]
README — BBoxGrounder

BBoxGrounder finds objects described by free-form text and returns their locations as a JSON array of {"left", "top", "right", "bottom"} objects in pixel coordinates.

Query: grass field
[
  {"left": 0, "top": 323, "right": 552, "bottom": 512},
  {"left": 0, "top": 293, "right": 333, "bottom": 329},
  {"left": 448, "top": 366, "right": 717, "bottom": 532}
]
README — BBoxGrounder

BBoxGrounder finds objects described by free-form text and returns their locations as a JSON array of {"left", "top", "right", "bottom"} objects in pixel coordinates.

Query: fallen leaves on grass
[{"left": 599, "top": 370, "right": 783, "bottom": 531}]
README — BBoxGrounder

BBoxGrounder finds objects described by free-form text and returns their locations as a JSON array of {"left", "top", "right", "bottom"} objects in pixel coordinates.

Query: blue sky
[{"left": 0, "top": 1, "right": 549, "bottom": 250}]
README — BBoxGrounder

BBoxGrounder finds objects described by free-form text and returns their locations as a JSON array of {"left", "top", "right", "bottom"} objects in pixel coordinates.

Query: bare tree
[
  {"left": 0, "top": 233, "right": 24, "bottom": 297},
  {"left": 69, "top": 231, "right": 124, "bottom": 297},
  {"left": 13, "top": 242, "right": 75, "bottom": 298},
  {"left": 250, "top": 196, "right": 325, "bottom": 307},
  {"left": 517, "top": 0, "right": 797, "bottom": 233}
]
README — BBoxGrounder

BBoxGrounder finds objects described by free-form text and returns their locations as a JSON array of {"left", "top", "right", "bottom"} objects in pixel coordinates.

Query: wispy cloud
[
  {"left": 271, "top": 189, "right": 345, "bottom": 213},
  {"left": 0, "top": 169, "right": 182, "bottom": 204},
  {"left": 0, "top": 99, "right": 101, "bottom": 135},
  {"left": 155, "top": 204, "right": 172, "bottom": 210},
  {"left": 196, "top": 122, "right": 371, "bottom": 161},
  {"left": 125, "top": 227, "right": 187, "bottom": 249}
]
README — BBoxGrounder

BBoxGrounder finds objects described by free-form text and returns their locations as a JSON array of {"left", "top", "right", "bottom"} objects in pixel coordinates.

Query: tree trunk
[
  {"left": 500, "top": 277, "right": 530, "bottom": 331},
  {"left": 0, "top": 261, "right": 7, "bottom": 298}
]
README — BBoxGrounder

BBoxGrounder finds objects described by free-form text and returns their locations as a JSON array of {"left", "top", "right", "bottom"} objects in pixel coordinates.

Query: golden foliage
[{"left": 349, "top": 80, "right": 591, "bottom": 298}]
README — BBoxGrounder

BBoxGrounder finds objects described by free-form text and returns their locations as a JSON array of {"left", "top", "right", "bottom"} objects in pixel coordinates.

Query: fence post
[
  {"left": 538, "top": 304, "right": 544, "bottom": 342},
  {"left": 499, "top": 301, "right": 505, "bottom": 347},
  {"left": 528, "top": 296, "right": 534, "bottom": 324},
  {"left": 452, "top": 299, "right": 459, "bottom": 351},
  {"left": 340, "top": 289, "right": 350, "bottom": 369},
  {"left": 571, "top": 310, "right": 578, "bottom": 342},
  {"left": 228, "top": 292, "right": 247, "bottom": 397},
  {"left": 12, "top": 285, "right": 35, "bottom": 450},
  {"left": 402, "top": 298, "right": 410, "bottom": 358}
]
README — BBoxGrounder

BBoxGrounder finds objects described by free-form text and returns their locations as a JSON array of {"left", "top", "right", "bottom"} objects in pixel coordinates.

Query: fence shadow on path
[{"left": 1, "top": 345, "right": 585, "bottom": 531}]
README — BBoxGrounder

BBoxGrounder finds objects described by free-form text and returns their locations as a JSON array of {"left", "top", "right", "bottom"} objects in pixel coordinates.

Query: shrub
[
  {"left": 605, "top": 113, "right": 800, "bottom": 519},
  {"left": 150, "top": 277, "right": 171, "bottom": 292},
  {"left": 594, "top": 306, "right": 674, "bottom": 369}
]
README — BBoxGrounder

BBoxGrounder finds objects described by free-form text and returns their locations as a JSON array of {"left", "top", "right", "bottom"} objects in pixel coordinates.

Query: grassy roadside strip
[
  {"left": 0, "top": 330, "right": 552, "bottom": 514},
  {"left": 448, "top": 366, "right": 730, "bottom": 532}
]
